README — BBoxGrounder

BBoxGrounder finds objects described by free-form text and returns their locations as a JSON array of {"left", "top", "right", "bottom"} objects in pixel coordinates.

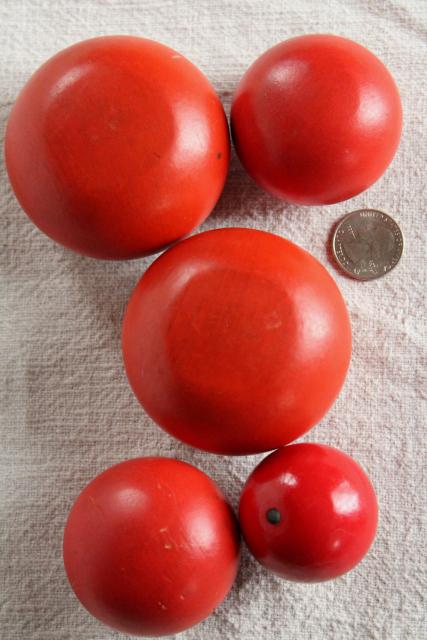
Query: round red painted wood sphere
[
  {"left": 231, "top": 34, "right": 402, "bottom": 205},
  {"left": 63, "top": 457, "right": 240, "bottom": 636},
  {"left": 122, "top": 228, "right": 352, "bottom": 454},
  {"left": 239, "top": 443, "right": 378, "bottom": 581},
  {"left": 5, "top": 36, "right": 229, "bottom": 259}
]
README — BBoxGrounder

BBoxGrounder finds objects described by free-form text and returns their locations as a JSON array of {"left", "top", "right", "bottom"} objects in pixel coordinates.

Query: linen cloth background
[{"left": 0, "top": 1, "right": 426, "bottom": 638}]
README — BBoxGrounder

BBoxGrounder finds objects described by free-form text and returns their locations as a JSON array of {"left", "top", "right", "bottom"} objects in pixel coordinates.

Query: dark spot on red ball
[
  {"left": 217, "top": 151, "right": 222, "bottom": 159},
  {"left": 266, "top": 508, "right": 281, "bottom": 524}
]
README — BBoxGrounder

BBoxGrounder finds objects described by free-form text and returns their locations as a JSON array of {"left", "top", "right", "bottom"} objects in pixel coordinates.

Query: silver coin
[{"left": 332, "top": 209, "right": 404, "bottom": 281}]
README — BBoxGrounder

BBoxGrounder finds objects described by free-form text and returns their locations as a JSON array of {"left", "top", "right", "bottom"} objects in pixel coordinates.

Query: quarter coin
[{"left": 332, "top": 209, "right": 403, "bottom": 280}]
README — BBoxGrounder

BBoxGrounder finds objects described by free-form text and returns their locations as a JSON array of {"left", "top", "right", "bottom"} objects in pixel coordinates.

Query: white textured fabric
[{"left": 1, "top": 1, "right": 426, "bottom": 639}]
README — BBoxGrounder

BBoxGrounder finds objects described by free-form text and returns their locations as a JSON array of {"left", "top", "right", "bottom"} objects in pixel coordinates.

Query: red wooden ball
[
  {"left": 63, "top": 457, "right": 240, "bottom": 636},
  {"left": 231, "top": 34, "right": 402, "bottom": 205},
  {"left": 239, "top": 444, "right": 378, "bottom": 582},
  {"left": 5, "top": 36, "right": 229, "bottom": 259},
  {"left": 122, "top": 228, "right": 352, "bottom": 455}
]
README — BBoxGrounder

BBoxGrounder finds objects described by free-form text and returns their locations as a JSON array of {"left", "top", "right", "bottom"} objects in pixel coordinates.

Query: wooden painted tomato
[
  {"left": 63, "top": 457, "right": 240, "bottom": 636},
  {"left": 231, "top": 34, "right": 402, "bottom": 205},
  {"left": 122, "top": 228, "right": 351, "bottom": 455},
  {"left": 5, "top": 36, "right": 229, "bottom": 259},
  {"left": 239, "top": 444, "right": 378, "bottom": 582}
]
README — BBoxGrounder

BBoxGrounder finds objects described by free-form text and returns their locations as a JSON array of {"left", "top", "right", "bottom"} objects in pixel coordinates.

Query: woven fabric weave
[{"left": 1, "top": 1, "right": 426, "bottom": 638}]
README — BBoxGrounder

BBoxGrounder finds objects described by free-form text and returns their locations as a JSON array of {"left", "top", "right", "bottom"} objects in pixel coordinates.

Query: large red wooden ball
[
  {"left": 122, "top": 228, "right": 352, "bottom": 454},
  {"left": 63, "top": 457, "right": 240, "bottom": 636},
  {"left": 5, "top": 36, "right": 229, "bottom": 259}
]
